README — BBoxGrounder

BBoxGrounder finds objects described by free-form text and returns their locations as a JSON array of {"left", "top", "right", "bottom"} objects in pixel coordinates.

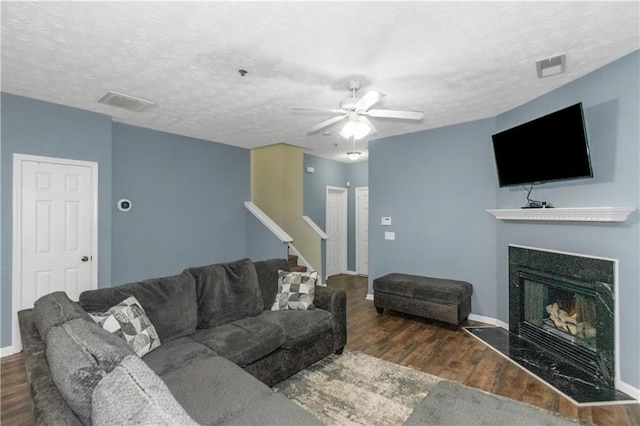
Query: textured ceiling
[{"left": 2, "top": 2, "right": 638, "bottom": 162}]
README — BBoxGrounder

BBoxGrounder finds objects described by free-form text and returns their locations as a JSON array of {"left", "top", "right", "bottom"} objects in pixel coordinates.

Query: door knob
[{"left": 81, "top": 256, "right": 89, "bottom": 262}]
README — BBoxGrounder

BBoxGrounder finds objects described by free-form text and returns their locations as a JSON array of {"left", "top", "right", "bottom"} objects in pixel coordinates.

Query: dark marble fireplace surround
[
  {"left": 509, "top": 245, "right": 615, "bottom": 387},
  {"left": 466, "top": 245, "right": 634, "bottom": 405}
]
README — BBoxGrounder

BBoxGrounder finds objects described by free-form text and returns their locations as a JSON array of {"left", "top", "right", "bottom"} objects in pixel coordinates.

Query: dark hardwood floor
[
  {"left": 1, "top": 273, "right": 638, "bottom": 425},
  {"left": 1, "top": 350, "right": 34, "bottom": 425},
  {"left": 330, "top": 273, "right": 640, "bottom": 426}
]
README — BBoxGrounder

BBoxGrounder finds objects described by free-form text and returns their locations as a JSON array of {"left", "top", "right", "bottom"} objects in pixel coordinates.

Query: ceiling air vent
[
  {"left": 98, "top": 91, "right": 154, "bottom": 112},
  {"left": 536, "top": 54, "right": 566, "bottom": 79}
]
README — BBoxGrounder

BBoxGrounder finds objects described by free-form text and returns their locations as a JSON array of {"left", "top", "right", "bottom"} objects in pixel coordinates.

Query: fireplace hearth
[{"left": 465, "top": 245, "right": 634, "bottom": 405}]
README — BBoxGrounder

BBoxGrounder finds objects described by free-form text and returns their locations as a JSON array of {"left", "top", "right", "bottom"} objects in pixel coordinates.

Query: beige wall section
[{"left": 251, "top": 144, "right": 322, "bottom": 278}]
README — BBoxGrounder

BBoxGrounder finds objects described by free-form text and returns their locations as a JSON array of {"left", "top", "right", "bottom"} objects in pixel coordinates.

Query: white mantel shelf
[{"left": 486, "top": 207, "right": 636, "bottom": 222}]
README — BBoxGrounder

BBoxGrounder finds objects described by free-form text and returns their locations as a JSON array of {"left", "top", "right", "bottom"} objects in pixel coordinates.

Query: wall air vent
[
  {"left": 536, "top": 54, "right": 566, "bottom": 78},
  {"left": 98, "top": 91, "right": 155, "bottom": 112}
]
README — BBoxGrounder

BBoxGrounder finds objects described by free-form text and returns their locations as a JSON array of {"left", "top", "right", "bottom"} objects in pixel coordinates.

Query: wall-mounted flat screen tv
[{"left": 491, "top": 103, "right": 593, "bottom": 187}]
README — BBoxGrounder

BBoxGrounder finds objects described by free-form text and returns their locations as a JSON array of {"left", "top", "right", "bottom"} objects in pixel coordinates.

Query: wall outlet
[{"left": 384, "top": 231, "right": 395, "bottom": 240}]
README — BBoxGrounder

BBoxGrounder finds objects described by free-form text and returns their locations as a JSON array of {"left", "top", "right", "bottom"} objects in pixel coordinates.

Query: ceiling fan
[{"left": 292, "top": 79, "right": 424, "bottom": 140}]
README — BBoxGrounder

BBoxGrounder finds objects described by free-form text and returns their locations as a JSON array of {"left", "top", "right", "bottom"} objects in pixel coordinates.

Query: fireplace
[
  {"left": 465, "top": 245, "right": 633, "bottom": 405},
  {"left": 509, "top": 245, "right": 615, "bottom": 387}
]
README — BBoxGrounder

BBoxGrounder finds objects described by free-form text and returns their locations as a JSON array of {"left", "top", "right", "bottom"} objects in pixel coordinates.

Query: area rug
[
  {"left": 272, "top": 350, "right": 442, "bottom": 426},
  {"left": 404, "top": 381, "right": 583, "bottom": 425},
  {"left": 273, "top": 350, "right": 583, "bottom": 426}
]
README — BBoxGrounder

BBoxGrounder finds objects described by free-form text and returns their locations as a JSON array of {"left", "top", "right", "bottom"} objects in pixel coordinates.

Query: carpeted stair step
[{"left": 288, "top": 254, "right": 307, "bottom": 272}]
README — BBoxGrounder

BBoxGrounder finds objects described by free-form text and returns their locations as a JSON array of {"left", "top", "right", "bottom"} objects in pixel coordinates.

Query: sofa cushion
[
  {"left": 88, "top": 296, "right": 161, "bottom": 357},
  {"left": 271, "top": 270, "right": 317, "bottom": 311},
  {"left": 259, "top": 309, "right": 332, "bottom": 349},
  {"left": 186, "top": 258, "right": 263, "bottom": 328},
  {"left": 79, "top": 271, "right": 197, "bottom": 343},
  {"left": 46, "top": 318, "right": 134, "bottom": 425},
  {"left": 33, "top": 291, "right": 92, "bottom": 342},
  {"left": 143, "top": 336, "right": 217, "bottom": 376},
  {"left": 220, "top": 392, "right": 323, "bottom": 426},
  {"left": 253, "top": 258, "right": 290, "bottom": 310},
  {"left": 193, "top": 315, "right": 285, "bottom": 366},
  {"left": 92, "top": 355, "right": 198, "bottom": 426},
  {"left": 160, "top": 356, "right": 275, "bottom": 425}
]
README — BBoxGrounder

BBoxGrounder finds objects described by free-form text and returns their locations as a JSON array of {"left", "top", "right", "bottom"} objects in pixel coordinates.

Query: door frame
[
  {"left": 325, "top": 186, "right": 348, "bottom": 276},
  {"left": 355, "top": 186, "right": 369, "bottom": 275},
  {"left": 11, "top": 153, "right": 99, "bottom": 353}
]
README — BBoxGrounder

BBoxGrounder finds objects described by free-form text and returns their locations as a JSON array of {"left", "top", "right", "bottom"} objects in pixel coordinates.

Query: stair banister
[{"left": 244, "top": 201, "right": 293, "bottom": 243}]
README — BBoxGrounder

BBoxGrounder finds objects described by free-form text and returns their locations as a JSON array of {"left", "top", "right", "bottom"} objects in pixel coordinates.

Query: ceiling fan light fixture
[
  {"left": 339, "top": 119, "right": 371, "bottom": 140},
  {"left": 346, "top": 151, "right": 361, "bottom": 161}
]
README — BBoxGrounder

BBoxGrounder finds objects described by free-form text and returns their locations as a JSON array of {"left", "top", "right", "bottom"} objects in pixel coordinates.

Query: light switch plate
[
  {"left": 381, "top": 217, "right": 392, "bottom": 226},
  {"left": 384, "top": 232, "right": 395, "bottom": 240}
]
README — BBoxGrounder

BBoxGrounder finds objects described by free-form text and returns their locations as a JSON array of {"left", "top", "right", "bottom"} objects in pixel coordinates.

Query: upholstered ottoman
[{"left": 373, "top": 273, "right": 472, "bottom": 326}]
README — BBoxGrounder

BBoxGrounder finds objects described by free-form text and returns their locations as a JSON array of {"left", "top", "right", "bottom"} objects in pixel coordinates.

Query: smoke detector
[{"left": 98, "top": 91, "right": 154, "bottom": 112}]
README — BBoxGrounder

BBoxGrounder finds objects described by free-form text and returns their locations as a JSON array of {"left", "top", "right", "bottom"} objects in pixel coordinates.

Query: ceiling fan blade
[
  {"left": 307, "top": 114, "right": 347, "bottom": 134},
  {"left": 354, "top": 90, "right": 385, "bottom": 111},
  {"left": 291, "top": 107, "right": 344, "bottom": 114},
  {"left": 359, "top": 116, "right": 377, "bottom": 135},
  {"left": 366, "top": 109, "right": 424, "bottom": 120}
]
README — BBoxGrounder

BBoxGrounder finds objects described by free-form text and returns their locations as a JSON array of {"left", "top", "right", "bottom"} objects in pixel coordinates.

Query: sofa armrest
[
  {"left": 314, "top": 286, "right": 347, "bottom": 353},
  {"left": 18, "top": 309, "right": 46, "bottom": 357},
  {"left": 18, "top": 309, "right": 82, "bottom": 426}
]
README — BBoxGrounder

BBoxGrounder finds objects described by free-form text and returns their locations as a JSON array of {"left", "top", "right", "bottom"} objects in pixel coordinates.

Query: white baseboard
[
  {"left": 1, "top": 344, "right": 20, "bottom": 358},
  {"left": 468, "top": 313, "right": 509, "bottom": 330},
  {"left": 365, "top": 293, "right": 373, "bottom": 301},
  {"left": 617, "top": 380, "right": 640, "bottom": 401}
]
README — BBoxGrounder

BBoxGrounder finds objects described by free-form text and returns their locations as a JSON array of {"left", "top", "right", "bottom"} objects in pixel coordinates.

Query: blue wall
[
  {"left": 369, "top": 51, "right": 639, "bottom": 389},
  {"left": 111, "top": 124, "right": 249, "bottom": 283},
  {"left": 303, "top": 154, "right": 369, "bottom": 273},
  {"left": 245, "top": 211, "right": 289, "bottom": 262},
  {"left": 495, "top": 51, "right": 640, "bottom": 389},
  {"left": 1, "top": 93, "right": 113, "bottom": 347},
  {"left": 369, "top": 119, "right": 498, "bottom": 316},
  {"left": 0, "top": 96, "right": 254, "bottom": 350}
]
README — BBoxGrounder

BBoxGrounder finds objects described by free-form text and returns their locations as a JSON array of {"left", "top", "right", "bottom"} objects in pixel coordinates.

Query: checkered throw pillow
[
  {"left": 271, "top": 270, "right": 317, "bottom": 311},
  {"left": 89, "top": 296, "right": 161, "bottom": 357}
]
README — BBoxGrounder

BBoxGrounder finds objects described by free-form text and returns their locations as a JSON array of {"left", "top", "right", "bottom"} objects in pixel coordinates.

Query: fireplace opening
[{"left": 523, "top": 278, "right": 597, "bottom": 352}]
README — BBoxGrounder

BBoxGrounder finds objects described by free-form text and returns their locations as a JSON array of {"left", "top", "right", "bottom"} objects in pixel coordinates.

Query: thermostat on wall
[{"left": 117, "top": 199, "right": 132, "bottom": 212}]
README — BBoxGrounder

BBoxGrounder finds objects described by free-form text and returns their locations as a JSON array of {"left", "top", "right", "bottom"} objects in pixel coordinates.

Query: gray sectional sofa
[{"left": 18, "top": 258, "right": 347, "bottom": 425}]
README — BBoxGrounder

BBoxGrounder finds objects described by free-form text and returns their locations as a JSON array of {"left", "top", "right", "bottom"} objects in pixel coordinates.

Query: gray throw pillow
[
  {"left": 92, "top": 355, "right": 198, "bottom": 426},
  {"left": 271, "top": 270, "right": 317, "bottom": 311},
  {"left": 186, "top": 258, "right": 263, "bottom": 328},
  {"left": 46, "top": 318, "right": 134, "bottom": 425},
  {"left": 89, "top": 296, "right": 161, "bottom": 357}
]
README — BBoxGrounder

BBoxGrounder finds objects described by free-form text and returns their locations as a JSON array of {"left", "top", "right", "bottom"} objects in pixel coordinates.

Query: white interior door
[
  {"left": 12, "top": 154, "right": 98, "bottom": 352},
  {"left": 356, "top": 187, "right": 369, "bottom": 275},
  {"left": 325, "top": 186, "right": 347, "bottom": 277}
]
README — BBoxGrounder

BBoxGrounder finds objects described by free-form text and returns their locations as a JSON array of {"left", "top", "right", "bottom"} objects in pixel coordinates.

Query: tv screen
[{"left": 491, "top": 103, "right": 593, "bottom": 187}]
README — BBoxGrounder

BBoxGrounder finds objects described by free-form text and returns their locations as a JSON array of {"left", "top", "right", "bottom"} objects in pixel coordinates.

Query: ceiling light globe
[{"left": 339, "top": 120, "right": 371, "bottom": 140}]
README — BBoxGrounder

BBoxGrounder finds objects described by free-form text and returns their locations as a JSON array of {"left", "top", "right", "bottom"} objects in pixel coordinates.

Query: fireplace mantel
[{"left": 486, "top": 207, "right": 635, "bottom": 222}]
